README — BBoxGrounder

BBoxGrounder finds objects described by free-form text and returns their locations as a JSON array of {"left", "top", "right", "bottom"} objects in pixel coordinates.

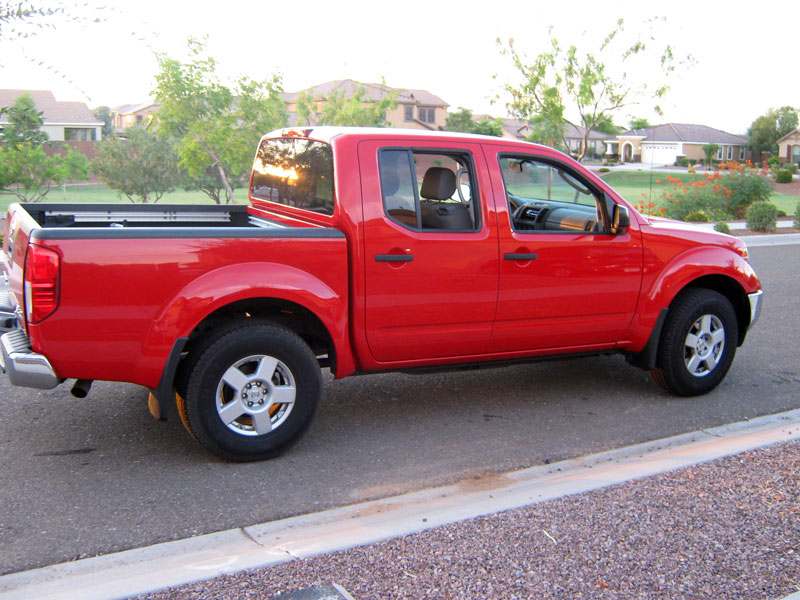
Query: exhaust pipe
[{"left": 71, "top": 379, "right": 93, "bottom": 398}]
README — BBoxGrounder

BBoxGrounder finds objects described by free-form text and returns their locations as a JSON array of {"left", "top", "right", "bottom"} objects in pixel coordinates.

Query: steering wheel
[{"left": 512, "top": 204, "right": 544, "bottom": 230}]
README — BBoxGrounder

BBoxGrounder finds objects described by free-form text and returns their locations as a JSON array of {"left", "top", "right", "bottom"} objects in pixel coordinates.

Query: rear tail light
[{"left": 24, "top": 244, "right": 61, "bottom": 324}]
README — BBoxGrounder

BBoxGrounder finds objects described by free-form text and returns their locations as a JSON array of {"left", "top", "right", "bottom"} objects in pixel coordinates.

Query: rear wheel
[
  {"left": 183, "top": 320, "right": 321, "bottom": 461},
  {"left": 650, "top": 288, "right": 738, "bottom": 396}
]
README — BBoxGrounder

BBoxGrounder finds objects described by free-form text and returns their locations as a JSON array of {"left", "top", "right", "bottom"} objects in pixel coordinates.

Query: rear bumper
[{"left": 0, "top": 328, "right": 60, "bottom": 390}]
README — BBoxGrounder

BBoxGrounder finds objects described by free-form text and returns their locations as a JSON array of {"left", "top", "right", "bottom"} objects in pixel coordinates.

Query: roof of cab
[{"left": 262, "top": 126, "right": 537, "bottom": 146}]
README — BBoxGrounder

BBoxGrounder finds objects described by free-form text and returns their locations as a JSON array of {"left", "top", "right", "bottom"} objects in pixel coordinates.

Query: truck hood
[{"left": 639, "top": 214, "right": 750, "bottom": 258}]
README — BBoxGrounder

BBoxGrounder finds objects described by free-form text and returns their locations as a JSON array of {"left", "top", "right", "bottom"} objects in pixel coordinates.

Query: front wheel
[
  {"left": 650, "top": 288, "right": 738, "bottom": 396},
  {"left": 184, "top": 321, "right": 322, "bottom": 461}
]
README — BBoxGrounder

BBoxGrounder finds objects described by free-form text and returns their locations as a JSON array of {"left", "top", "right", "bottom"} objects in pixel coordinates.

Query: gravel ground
[{"left": 141, "top": 441, "right": 800, "bottom": 599}]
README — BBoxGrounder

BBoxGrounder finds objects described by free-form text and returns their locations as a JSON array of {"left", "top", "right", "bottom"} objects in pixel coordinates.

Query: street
[{"left": 1, "top": 243, "right": 798, "bottom": 576}]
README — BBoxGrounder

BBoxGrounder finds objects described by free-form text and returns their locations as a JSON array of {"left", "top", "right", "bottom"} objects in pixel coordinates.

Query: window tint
[
  {"left": 379, "top": 149, "right": 479, "bottom": 232},
  {"left": 250, "top": 138, "right": 335, "bottom": 215},
  {"left": 500, "top": 156, "right": 607, "bottom": 233}
]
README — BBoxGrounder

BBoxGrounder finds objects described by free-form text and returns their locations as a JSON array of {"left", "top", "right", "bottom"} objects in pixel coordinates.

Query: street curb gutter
[{"left": 2, "top": 409, "right": 800, "bottom": 600}]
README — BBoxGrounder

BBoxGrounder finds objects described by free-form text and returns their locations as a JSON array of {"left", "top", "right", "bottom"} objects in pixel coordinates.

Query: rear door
[{"left": 358, "top": 139, "right": 499, "bottom": 363}]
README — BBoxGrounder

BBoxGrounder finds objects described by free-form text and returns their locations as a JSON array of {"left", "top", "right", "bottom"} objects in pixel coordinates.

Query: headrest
[{"left": 420, "top": 167, "right": 457, "bottom": 200}]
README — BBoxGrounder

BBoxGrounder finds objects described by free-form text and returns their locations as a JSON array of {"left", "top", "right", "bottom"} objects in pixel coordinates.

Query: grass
[
  {"left": 0, "top": 184, "right": 249, "bottom": 213},
  {"left": 601, "top": 171, "right": 799, "bottom": 216}
]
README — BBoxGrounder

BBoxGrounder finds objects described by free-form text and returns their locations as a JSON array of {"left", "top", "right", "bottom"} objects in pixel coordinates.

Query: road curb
[{"left": 2, "top": 409, "right": 799, "bottom": 600}]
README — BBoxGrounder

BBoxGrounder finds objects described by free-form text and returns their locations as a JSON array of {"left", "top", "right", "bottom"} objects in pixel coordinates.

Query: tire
[
  {"left": 650, "top": 288, "right": 738, "bottom": 396},
  {"left": 183, "top": 320, "right": 322, "bottom": 461}
]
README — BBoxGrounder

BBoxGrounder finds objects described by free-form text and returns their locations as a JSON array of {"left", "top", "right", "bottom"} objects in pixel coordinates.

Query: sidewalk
[{"left": 2, "top": 409, "right": 798, "bottom": 600}]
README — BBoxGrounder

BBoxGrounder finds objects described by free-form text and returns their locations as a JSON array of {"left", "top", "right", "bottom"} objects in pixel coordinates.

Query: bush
[
  {"left": 685, "top": 210, "right": 710, "bottom": 222},
  {"left": 714, "top": 221, "right": 731, "bottom": 234},
  {"left": 776, "top": 169, "right": 793, "bottom": 183},
  {"left": 599, "top": 167, "right": 610, "bottom": 173},
  {"left": 767, "top": 156, "right": 780, "bottom": 168},
  {"left": 795, "top": 200, "right": 800, "bottom": 229},
  {"left": 746, "top": 202, "right": 778, "bottom": 232}
]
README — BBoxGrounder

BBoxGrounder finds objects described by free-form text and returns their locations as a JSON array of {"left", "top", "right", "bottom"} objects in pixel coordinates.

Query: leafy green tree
[
  {"left": 702, "top": 143, "right": 719, "bottom": 167},
  {"left": 747, "top": 106, "right": 798, "bottom": 153},
  {"left": 0, "top": 92, "right": 49, "bottom": 145},
  {"left": 593, "top": 113, "right": 622, "bottom": 135},
  {"left": 0, "top": 93, "right": 89, "bottom": 202},
  {"left": 500, "top": 18, "right": 686, "bottom": 162},
  {"left": 92, "top": 106, "right": 114, "bottom": 138},
  {"left": 629, "top": 117, "right": 651, "bottom": 130},
  {"left": 92, "top": 126, "right": 182, "bottom": 204},
  {"left": 0, "top": 143, "right": 90, "bottom": 202},
  {"left": 296, "top": 84, "right": 397, "bottom": 127},
  {"left": 153, "top": 39, "right": 288, "bottom": 204},
  {"left": 444, "top": 108, "right": 503, "bottom": 137}
]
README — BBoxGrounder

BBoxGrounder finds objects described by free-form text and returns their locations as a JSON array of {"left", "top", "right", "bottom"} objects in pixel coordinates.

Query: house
[
  {"left": 607, "top": 124, "right": 749, "bottom": 165},
  {"left": 0, "top": 89, "right": 103, "bottom": 142},
  {"left": 110, "top": 102, "right": 159, "bottom": 135},
  {"left": 500, "top": 119, "right": 611, "bottom": 158},
  {"left": 777, "top": 129, "right": 800, "bottom": 165},
  {"left": 283, "top": 79, "right": 449, "bottom": 130}
]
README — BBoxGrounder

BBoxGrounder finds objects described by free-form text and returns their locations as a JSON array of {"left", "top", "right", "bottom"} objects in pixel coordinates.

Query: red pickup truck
[{"left": 1, "top": 127, "right": 763, "bottom": 461}]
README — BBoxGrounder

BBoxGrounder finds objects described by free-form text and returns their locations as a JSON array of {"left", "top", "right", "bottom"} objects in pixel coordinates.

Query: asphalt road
[{"left": 1, "top": 243, "right": 798, "bottom": 576}]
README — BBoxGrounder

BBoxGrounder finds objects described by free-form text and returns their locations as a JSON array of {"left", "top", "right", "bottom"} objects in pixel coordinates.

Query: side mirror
[{"left": 611, "top": 205, "right": 630, "bottom": 234}]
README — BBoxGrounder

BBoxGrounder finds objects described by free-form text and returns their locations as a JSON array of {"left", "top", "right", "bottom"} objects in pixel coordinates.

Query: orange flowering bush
[{"left": 658, "top": 166, "right": 772, "bottom": 221}]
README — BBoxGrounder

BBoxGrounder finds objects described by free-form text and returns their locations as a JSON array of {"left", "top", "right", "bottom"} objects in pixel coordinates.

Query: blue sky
[{"left": 1, "top": 0, "right": 797, "bottom": 134}]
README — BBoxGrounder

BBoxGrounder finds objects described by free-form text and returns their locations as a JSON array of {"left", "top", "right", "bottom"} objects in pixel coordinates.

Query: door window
[
  {"left": 499, "top": 156, "right": 609, "bottom": 233},
  {"left": 379, "top": 149, "right": 479, "bottom": 232}
]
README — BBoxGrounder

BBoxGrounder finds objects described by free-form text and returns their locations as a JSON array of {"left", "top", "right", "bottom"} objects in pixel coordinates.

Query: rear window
[{"left": 250, "top": 138, "right": 335, "bottom": 215}]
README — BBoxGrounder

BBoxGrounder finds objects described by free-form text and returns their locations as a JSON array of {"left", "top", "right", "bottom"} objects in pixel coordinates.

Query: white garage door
[{"left": 641, "top": 144, "right": 679, "bottom": 165}]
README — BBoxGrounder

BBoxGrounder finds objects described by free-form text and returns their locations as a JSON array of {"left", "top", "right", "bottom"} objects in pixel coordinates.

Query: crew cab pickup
[{"left": 0, "top": 127, "right": 764, "bottom": 461}]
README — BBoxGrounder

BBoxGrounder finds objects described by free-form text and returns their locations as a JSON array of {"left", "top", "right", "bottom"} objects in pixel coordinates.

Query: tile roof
[
  {"left": 0, "top": 89, "right": 102, "bottom": 125},
  {"left": 283, "top": 79, "right": 448, "bottom": 107},
  {"left": 618, "top": 123, "right": 747, "bottom": 145}
]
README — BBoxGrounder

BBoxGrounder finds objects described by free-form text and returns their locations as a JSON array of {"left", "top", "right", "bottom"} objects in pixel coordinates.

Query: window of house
[
  {"left": 499, "top": 155, "right": 609, "bottom": 234},
  {"left": 379, "top": 149, "right": 479, "bottom": 232},
  {"left": 403, "top": 105, "right": 413, "bottom": 122},
  {"left": 727, "top": 146, "right": 733, "bottom": 160},
  {"left": 250, "top": 137, "right": 335, "bottom": 216},
  {"left": 739, "top": 147, "right": 745, "bottom": 160},
  {"left": 716, "top": 146, "right": 723, "bottom": 160},
  {"left": 64, "top": 128, "right": 96, "bottom": 141},
  {"left": 418, "top": 107, "right": 435, "bottom": 124}
]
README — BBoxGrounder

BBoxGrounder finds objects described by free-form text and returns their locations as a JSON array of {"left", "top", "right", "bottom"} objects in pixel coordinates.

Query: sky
[{"left": 1, "top": 0, "right": 798, "bottom": 135}]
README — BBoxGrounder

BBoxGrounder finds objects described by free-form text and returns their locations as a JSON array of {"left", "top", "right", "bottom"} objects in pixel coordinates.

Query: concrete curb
[{"left": 2, "top": 409, "right": 799, "bottom": 600}]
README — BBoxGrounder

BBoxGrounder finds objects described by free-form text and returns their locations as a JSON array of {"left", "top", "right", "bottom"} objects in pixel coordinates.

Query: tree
[
  {"left": 747, "top": 106, "right": 798, "bottom": 153},
  {"left": 295, "top": 84, "right": 397, "bottom": 127},
  {"left": 702, "top": 143, "right": 719, "bottom": 167},
  {"left": 92, "top": 126, "right": 182, "bottom": 204},
  {"left": 629, "top": 117, "right": 651, "bottom": 130},
  {"left": 500, "top": 18, "right": 686, "bottom": 162},
  {"left": 0, "top": 92, "right": 49, "bottom": 145},
  {"left": 444, "top": 107, "right": 503, "bottom": 137},
  {"left": 0, "top": 93, "right": 89, "bottom": 202},
  {"left": 153, "top": 39, "right": 288, "bottom": 204},
  {"left": 92, "top": 106, "right": 114, "bottom": 138}
]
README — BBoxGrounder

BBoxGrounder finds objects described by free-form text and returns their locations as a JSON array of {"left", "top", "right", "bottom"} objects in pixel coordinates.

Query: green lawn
[
  {"left": 601, "top": 170, "right": 798, "bottom": 215},
  {"left": 0, "top": 184, "right": 249, "bottom": 213}
]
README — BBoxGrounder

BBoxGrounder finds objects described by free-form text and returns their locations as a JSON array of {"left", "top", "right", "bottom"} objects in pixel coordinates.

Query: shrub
[
  {"left": 767, "top": 156, "right": 780, "bottom": 168},
  {"left": 795, "top": 200, "right": 800, "bottom": 229},
  {"left": 776, "top": 169, "right": 793, "bottom": 183},
  {"left": 685, "top": 210, "right": 710, "bottom": 222},
  {"left": 746, "top": 202, "right": 778, "bottom": 232},
  {"left": 714, "top": 221, "right": 731, "bottom": 234},
  {"left": 599, "top": 167, "right": 610, "bottom": 173}
]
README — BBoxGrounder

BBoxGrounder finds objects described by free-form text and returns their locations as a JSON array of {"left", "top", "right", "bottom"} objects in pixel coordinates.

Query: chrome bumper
[
  {"left": 748, "top": 290, "right": 764, "bottom": 329},
  {"left": 0, "top": 328, "right": 60, "bottom": 390}
]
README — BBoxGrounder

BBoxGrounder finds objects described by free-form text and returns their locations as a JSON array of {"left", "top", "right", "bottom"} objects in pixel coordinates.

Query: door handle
[
  {"left": 375, "top": 254, "right": 414, "bottom": 263},
  {"left": 504, "top": 253, "right": 538, "bottom": 261}
]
